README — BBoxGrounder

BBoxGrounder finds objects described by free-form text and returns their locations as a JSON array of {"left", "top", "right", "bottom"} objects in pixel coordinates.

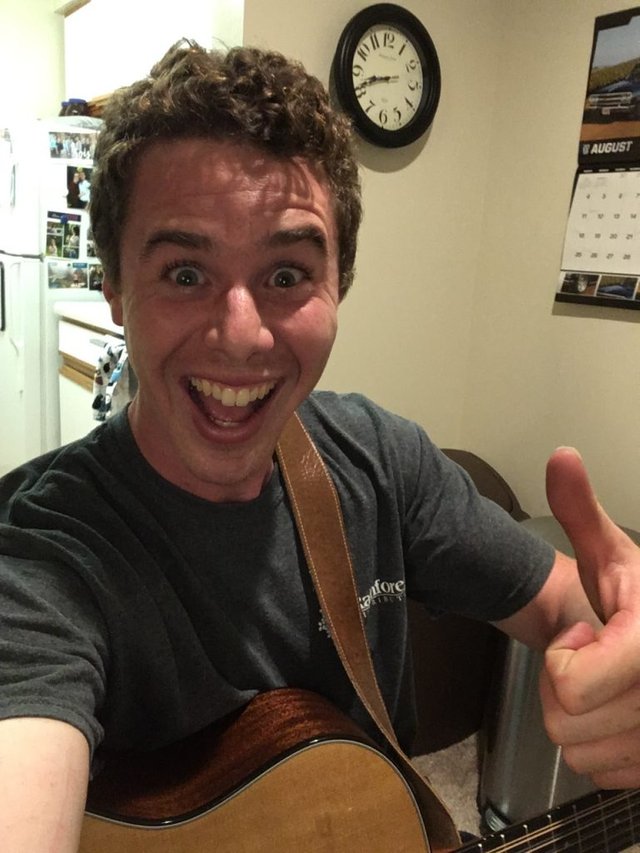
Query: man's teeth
[{"left": 190, "top": 378, "right": 276, "bottom": 408}]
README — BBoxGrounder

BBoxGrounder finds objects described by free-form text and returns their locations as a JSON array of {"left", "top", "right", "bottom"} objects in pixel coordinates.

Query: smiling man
[
  {"left": 2, "top": 41, "right": 640, "bottom": 852},
  {"left": 108, "top": 139, "right": 341, "bottom": 502}
]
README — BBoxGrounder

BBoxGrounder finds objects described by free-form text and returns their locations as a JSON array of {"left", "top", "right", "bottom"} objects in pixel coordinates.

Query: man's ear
[{"left": 102, "top": 278, "right": 124, "bottom": 326}]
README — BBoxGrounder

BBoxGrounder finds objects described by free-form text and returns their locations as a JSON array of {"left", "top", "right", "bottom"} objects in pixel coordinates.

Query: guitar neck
[{"left": 458, "top": 788, "right": 640, "bottom": 853}]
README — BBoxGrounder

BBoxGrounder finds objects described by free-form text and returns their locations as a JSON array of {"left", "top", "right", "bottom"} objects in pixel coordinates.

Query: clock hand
[{"left": 354, "top": 74, "right": 400, "bottom": 94}]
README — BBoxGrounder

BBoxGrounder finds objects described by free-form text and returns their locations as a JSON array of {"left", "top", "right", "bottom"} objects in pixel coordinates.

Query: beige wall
[
  {"left": 0, "top": 0, "right": 64, "bottom": 119},
  {"left": 63, "top": 0, "right": 244, "bottom": 99},
  {"left": 464, "top": 0, "right": 640, "bottom": 527},
  {"left": 245, "top": 0, "right": 640, "bottom": 529}
]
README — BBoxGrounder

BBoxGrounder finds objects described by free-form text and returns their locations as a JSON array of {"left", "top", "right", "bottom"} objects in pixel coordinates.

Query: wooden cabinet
[
  {"left": 59, "top": 370, "right": 96, "bottom": 445},
  {"left": 55, "top": 304, "right": 124, "bottom": 444}
]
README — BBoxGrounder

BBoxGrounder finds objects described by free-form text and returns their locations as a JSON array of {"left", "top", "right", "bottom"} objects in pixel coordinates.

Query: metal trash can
[
  {"left": 478, "top": 516, "right": 639, "bottom": 831},
  {"left": 479, "top": 632, "right": 593, "bottom": 829}
]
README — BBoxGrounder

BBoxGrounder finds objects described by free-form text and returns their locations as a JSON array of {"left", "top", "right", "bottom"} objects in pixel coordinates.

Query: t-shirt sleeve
[
  {"left": 0, "top": 555, "right": 108, "bottom": 756},
  {"left": 402, "top": 426, "right": 556, "bottom": 621}
]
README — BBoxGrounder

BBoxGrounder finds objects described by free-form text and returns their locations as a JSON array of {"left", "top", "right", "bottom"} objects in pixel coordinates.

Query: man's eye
[
  {"left": 270, "top": 267, "right": 307, "bottom": 289},
  {"left": 167, "top": 265, "right": 204, "bottom": 287}
]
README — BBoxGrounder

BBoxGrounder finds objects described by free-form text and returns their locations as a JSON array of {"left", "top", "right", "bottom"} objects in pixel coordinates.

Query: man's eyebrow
[
  {"left": 139, "top": 226, "right": 328, "bottom": 258},
  {"left": 140, "top": 229, "right": 213, "bottom": 259},
  {"left": 265, "top": 226, "right": 328, "bottom": 255}
]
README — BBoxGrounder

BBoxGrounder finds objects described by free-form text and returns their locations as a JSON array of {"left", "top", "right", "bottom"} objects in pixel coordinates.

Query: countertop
[{"left": 53, "top": 300, "right": 123, "bottom": 337}]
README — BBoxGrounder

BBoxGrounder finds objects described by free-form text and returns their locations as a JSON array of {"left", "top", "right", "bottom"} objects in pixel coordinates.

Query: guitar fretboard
[{"left": 459, "top": 789, "right": 640, "bottom": 853}]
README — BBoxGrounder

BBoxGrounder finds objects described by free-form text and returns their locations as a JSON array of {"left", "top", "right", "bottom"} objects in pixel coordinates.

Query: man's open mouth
[{"left": 188, "top": 377, "right": 277, "bottom": 426}]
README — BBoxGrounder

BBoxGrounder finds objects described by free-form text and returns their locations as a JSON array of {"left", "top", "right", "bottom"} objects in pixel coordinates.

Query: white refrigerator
[{"left": 0, "top": 117, "right": 104, "bottom": 477}]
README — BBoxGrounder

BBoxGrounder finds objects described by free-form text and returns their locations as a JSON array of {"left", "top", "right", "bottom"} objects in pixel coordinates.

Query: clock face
[
  {"left": 332, "top": 4, "right": 440, "bottom": 148},
  {"left": 352, "top": 24, "right": 424, "bottom": 131}
]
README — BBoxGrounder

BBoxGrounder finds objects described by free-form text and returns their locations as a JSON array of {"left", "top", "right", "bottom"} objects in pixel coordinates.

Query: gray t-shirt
[{"left": 0, "top": 392, "right": 554, "bottom": 758}]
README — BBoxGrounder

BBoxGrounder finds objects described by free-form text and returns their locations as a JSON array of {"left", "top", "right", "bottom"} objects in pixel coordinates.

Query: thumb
[{"left": 546, "top": 447, "right": 617, "bottom": 623}]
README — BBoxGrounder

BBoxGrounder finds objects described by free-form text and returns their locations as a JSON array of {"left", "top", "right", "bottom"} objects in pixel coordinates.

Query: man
[
  {"left": 1, "top": 41, "right": 639, "bottom": 852},
  {"left": 76, "top": 169, "right": 91, "bottom": 209}
]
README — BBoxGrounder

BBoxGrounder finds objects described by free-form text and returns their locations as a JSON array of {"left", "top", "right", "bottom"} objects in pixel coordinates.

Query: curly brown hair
[{"left": 90, "top": 40, "right": 362, "bottom": 299}]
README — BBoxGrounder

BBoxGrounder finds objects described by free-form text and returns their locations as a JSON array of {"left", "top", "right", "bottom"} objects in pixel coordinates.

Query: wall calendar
[{"left": 556, "top": 6, "right": 640, "bottom": 310}]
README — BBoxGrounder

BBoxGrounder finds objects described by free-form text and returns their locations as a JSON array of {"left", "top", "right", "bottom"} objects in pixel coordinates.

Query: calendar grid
[{"left": 557, "top": 168, "right": 640, "bottom": 308}]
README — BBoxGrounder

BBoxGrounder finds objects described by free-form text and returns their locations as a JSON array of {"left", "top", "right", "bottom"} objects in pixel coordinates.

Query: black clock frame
[{"left": 332, "top": 3, "right": 441, "bottom": 148}]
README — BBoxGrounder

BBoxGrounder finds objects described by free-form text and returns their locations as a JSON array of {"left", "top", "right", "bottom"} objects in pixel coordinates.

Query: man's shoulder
[
  {"left": 0, "top": 417, "right": 123, "bottom": 520},
  {"left": 0, "top": 446, "right": 74, "bottom": 518},
  {"left": 301, "top": 391, "right": 419, "bottom": 437},
  {"left": 299, "top": 391, "right": 432, "bottom": 472}
]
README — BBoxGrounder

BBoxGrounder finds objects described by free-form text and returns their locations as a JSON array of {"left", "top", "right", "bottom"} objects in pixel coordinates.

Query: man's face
[{"left": 104, "top": 138, "right": 340, "bottom": 502}]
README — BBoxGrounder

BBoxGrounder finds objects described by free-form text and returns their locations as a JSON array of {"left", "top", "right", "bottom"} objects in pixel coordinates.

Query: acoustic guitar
[{"left": 79, "top": 688, "right": 640, "bottom": 853}]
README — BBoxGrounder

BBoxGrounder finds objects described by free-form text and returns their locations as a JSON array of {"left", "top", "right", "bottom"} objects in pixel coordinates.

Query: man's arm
[
  {"left": 493, "top": 549, "right": 602, "bottom": 651},
  {"left": 0, "top": 717, "right": 89, "bottom": 852}
]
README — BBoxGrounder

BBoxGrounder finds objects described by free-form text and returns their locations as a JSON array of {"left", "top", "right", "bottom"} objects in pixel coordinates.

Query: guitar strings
[
  {"left": 475, "top": 810, "right": 632, "bottom": 853},
  {"left": 461, "top": 790, "right": 640, "bottom": 853},
  {"left": 493, "top": 798, "right": 638, "bottom": 853},
  {"left": 503, "top": 804, "right": 635, "bottom": 853}
]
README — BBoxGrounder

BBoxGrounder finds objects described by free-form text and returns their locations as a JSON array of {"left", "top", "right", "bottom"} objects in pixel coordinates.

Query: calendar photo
[{"left": 580, "top": 6, "right": 640, "bottom": 166}]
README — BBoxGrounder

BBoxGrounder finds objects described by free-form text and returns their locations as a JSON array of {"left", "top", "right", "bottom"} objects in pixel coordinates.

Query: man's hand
[{"left": 540, "top": 447, "right": 640, "bottom": 788}]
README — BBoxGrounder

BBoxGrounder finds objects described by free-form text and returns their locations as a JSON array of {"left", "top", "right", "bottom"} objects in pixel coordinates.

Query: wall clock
[{"left": 332, "top": 3, "right": 441, "bottom": 148}]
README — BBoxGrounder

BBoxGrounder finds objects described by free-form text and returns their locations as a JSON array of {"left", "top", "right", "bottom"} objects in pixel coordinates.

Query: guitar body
[
  {"left": 80, "top": 689, "right": 430, "bottom": 853},
  {"left": 80, "top": 687, "right": 640, "bottom": 853}
]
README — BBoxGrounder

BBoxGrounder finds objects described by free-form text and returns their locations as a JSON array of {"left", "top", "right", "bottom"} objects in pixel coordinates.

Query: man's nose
[{"left": 206, "top": 284, "right": 274, "bottom": 359}]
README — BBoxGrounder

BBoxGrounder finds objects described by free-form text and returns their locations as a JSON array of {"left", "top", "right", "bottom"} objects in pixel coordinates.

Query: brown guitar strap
[{"left": 276, "top": 412, "right": 461, "bottom": 852}]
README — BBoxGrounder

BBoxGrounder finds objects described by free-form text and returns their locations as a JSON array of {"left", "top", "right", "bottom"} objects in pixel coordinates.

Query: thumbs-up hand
[{"left": 540, "top": 447, "right": 640, "bottom": 788}]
